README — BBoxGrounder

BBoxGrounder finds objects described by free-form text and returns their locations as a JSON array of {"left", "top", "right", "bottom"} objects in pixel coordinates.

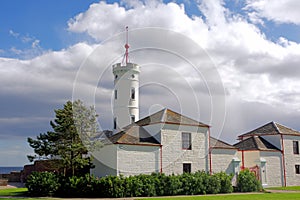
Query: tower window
[
  {"left": 183, "top": 163, "right": 191, "bottom": 173},
  {"left": 131, "top": 88, "right": 135, "bottom": 100},
  {"left": 115, "top": 75, "right": 118, "bottom": 79},
  {"left": 113, "top": 117, "right": 117, "bottom": 129},
  {"left": 114, "top": 90, "right": 117, "bottom": 100},
  {"left": 131, "top": 115, "right": 135, "bottom": 123},
  {"left": 293, "top": 141, "right": 299, "bottom": 154},
  {"left": 182, "top": 132, "right": 192, "bottom": 150}
]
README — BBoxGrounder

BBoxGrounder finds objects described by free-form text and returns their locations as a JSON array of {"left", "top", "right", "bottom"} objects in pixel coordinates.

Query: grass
[
  {"left": 266, "top": 186, "right": 300, "bottom": 191},
  {"left": 0, "top": 188, "right": 51, "bottom": 200},
  {"left": 0, "top": 199, "right": 52, "bottom": 200},
  {"left": 0, "top": 189, "right": 299, "bottom": 200},
  {"left": 139, "top": 193, "right": 300, "bottom": 200},
  {"left": 0, "top": 187, "right": 28, "bottom": 196}
]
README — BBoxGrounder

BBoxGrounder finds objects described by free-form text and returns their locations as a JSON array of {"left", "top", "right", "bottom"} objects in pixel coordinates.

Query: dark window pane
[
  {"left": 183, "top": 163, "right": 191, "bottom": 173},
  {"left": 295, "top": 165, "right": 300, "bottom": 174},
  {"left": 131, "top": 115, "right": 135, "bottom": 123},
  {"left": 114, "top": 118, "right": 117, "bottom": 129},
  {"left": 131, "top": 88, "right": 135, "bottom": 100},
  {"left": 293, "top": 141, "right": 299, "bottom": 154}
]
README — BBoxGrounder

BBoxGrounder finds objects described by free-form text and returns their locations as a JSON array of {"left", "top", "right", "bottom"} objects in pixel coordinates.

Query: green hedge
[
  {"left": 26, "top": 171, "right": 60, "bottom": 197},
  {"left": 26, "top": 171, "right": 257, "bottom": 197},
  {"left": 236, "top": 169, "right": 262, "bottom": 192}
]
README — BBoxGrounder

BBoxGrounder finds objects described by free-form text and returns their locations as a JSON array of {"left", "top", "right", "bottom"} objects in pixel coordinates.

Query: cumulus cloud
[
  {"left": 245, "top": 0, "right": 300, "bottom": 25},
  {"left": 67, "top": 0, "right": 300, "bottom": 139},
  {"left": 1, "top": 0, "right": 300, "bottom": 152}
]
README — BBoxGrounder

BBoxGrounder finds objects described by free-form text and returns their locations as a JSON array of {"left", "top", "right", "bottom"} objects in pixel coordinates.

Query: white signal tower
[{"left": 112, "top": 27, "right": 140, "bottom": 132}]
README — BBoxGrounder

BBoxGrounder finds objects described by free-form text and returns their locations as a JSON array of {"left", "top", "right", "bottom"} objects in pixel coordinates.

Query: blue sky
[
  {"left": 1, "top": 0, "right": 300, "bottom": 166},
  {"left": 1, "top": 0, "right": 300, "bottom": 59},
  {"left": 0, "top": 0, "right": 99, "bottom": 57}
]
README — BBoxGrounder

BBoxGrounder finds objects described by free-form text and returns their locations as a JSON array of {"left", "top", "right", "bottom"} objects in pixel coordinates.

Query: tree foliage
[{"left": 27, "top": 100, "right": 101, "bottom": 176}]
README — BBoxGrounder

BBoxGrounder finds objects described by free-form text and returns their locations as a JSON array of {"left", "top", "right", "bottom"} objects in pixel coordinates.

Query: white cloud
[
  {"left": 68, "top": 1, "right": 209, "bottom": 46},
  {"left": 9, "top": 30, "right": 20, "bottom": 38},
  {"left": 66, "top": 0, "right": 300, "bottom": 140},
  {"left": 31, "top": 39, "right": 40, "bottom": 48},
  {"left": 245, "top": 0, "right": 300, "bottom": 25},
  {"left": 1, "top": 0, "right": 300, "bottom": 147}
]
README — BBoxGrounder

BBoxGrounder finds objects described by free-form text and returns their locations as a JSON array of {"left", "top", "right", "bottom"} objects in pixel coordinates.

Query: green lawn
[
  {"left": 139, "top": 193, "right": 300, "bottom": 200},
  {"left": 0, "top": 199, "right": 45, "bottom": 200},
  {"left": 0, "top": 187, "right": 28, "bottom": 196},
  {"left": 0, "top": 188, "right": 51, "bottom": 200},
  {"left": 267, "top": 186, "right": 300, "bottom": 191},
  {"left": 1, "top": 189, "right": 300, "bottom": 200}
]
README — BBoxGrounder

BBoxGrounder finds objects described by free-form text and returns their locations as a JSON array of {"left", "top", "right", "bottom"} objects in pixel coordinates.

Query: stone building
[{"left": 91, "top": 29, "right": 300, "bottom": 187}]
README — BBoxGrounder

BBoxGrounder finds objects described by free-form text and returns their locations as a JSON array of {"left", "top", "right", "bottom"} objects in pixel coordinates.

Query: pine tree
[{"left": 27, "top": 100, "right": 101, "bottom": 176}]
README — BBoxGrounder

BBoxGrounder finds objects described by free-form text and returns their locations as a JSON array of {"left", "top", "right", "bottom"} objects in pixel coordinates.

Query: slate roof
[
  {"left": 103, "top": 108, "right": 209, "bottom": 146},
  {"left": 103, "top": 125, "right": 160, "bottom": 146},
  {"left": 136, "top": 108, "right": 209, "bottom": 127},
  {"left": 210, "top": 137, "right": 236, "bottom": 149},
  {"left": 238, "top": 121, "right": 300, "bottom": 139},
  {"left": 234, "top": 136, "right": 280, "bottom": 151}
]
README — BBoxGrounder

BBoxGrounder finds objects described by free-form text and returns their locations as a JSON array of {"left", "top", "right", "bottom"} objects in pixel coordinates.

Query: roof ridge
[
  {"left": 238, "top": 121, "right": 280, "bottom": 138},
  {"left": 257, "top": 136, "right": 280, "bottom": 151},
  {"left": 272, "top": 121, "right": 281, "bottom": 134},
  {"left": 160, "top": 108, "right": 167, "bottom": 122},
  {"left": 253, "top": 136, "right": 259, "bottom": 149},
  {"left": 211, "top": 136, "right": 233, "bottom": 146},
  {"left": 274, "top": 121, "right": 300, "bottom": 134}
]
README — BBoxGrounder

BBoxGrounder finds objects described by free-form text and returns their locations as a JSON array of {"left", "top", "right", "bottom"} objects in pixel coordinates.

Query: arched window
[{"left": 131, "top": 115, "right": 135, "bottom": 123}]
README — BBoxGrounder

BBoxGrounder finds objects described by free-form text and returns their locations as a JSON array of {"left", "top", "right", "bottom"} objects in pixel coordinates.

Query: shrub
[
  {"left": 180, "top": 171, "right": 208, "bottom": 195},
  {"left": 164, "top": 174, "right": 182, "bottom": 196},
  {"left": 237, "top": 169, "right": 262, "bottom": 192},
  {"left": 206, "top": 173, "right": 221, "bottom": 194},
  {"left": 99, "top": 175, "right": 125, "bottom": 198},
  {"left": 60, "top": 174, "right": 93, "bottom": 197},
  {"left": 25, "top": 171, "right": 235, "bottom": 197},
  {"left": 215, "top": 172, "right": 233, "bottom": 193},
  {"left": 26, "top": 171, "right": 60, "bottom": 197},
  {"left": 151, "top": 173, "right": 165, "bottom": 196},
  {"left": 136, "top": 174, "right": 156, "bottom": 196},
  {"left": 194, "top": 171, "right": 210, "bottom": 194},
  {"left": 122, "top": 175, "right": 142, "bottom": 197}
]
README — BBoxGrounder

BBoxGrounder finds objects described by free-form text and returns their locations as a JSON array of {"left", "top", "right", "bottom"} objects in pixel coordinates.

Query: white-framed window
[
  {"left": 183, "top": 163, "right": 191, "bottom": 173},
  {"left": 182, "top": 132, "right": 192, "bottom": 150}
]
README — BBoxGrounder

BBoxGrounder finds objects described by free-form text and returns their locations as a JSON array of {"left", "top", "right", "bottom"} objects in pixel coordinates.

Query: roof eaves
[{"left": 115, "top": 142, "right": 161, "bottom": 147}]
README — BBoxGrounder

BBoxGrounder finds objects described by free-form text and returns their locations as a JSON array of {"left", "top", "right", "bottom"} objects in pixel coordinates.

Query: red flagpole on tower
[{"left": 124, "top": 26, "right": 129, "bottom": 65}]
